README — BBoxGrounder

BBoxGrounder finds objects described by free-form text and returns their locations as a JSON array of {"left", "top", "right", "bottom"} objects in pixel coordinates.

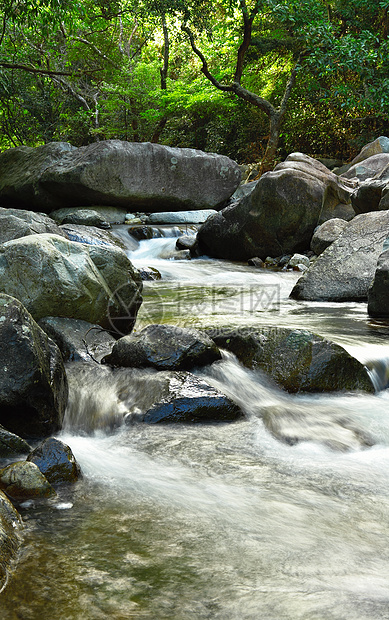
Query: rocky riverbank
[{"left": 0, "top": 137, "right": 388, "bottom": 591}]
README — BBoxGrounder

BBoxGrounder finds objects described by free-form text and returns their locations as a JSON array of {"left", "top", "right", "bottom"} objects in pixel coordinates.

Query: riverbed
[{"left": 1, "top": 228, "right": 389, "bottom": 619}]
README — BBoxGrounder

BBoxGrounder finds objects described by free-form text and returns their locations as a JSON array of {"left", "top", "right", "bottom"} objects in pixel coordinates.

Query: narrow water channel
[{"left": 2, "top": 226, "right": 389, "bottom": 620}]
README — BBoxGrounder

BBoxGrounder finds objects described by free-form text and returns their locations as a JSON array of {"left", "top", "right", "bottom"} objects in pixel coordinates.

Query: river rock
[
  {"left": 310, "top": 218, "right": 348, "bottom": 255},
  {"left": 0, "top": 207, "right": 65, "bottom": 244},
  {"left": 127, "top": 225, "right": 164, "bottom": 240},
  {"left": 131, "top": 371, "right": 243, "bottom": 424},
  {"left": 60, "top": 224, "right": 127, "bottom": 250},
  {"left": 103, "top": 324, "right": 222, "bottom": 371},
  {"left": 341, "top": 153, "right": 389, "bottom": 182},
  {"left": 290, "top": 210, "right": 389, "bottom": 301},
  {"left": 53, "top": 205, "right": 128, "bottom": 224},
  {"left": 262, "top": 402, "right": 374, "bottom": 451},
  {"left": 38, "top": 317, "right": 115, "bottom": 362},
  {"left": 0, "top": 142, "right": 76, "bottom": 210},
  {"left": 137, "top": 266, "right": 162, "bottom": 281},
  {"left": 0, "top": 425, "right": 31, "bottom": 458},
  {"left": 367, "top": 248, "right": 389, "bottom": 318},
  {"left": 197, "top": 153, "right": 357, "bottom": 261},
  {"left": 176, "top": 235, "right": 200, "bottom": 256},
  {"left": 27, "top": 438, "right": 81, "bottom": 484},
  {"left": 0, "top": 490, "right": 22, "bottom": 594},
  {"left": 350, "top": 136, "right": 389, "bottom": 165},
  {"left": 0, "top": 461, "right": 56, "bottom": 499},
  {"left": 51, "top": 208, "right": 111, "bottom": 229},
  {"left": 0, "top": 234, "right": 142, "bottom": 334},
  {"left": 0, "top": 141, "right": 240, "bottom": 212},
  {"left": 0, "top": 294, "right": 68, "bottom": 438},
  {"left": 145, "top": 210, "right": 217, "bottom": 224},
  {"left": 351, "top": 179, "right": 389, "bottom": 214},
  {"left": 206, "top": 327, "right": 374, "bottom": 393}
]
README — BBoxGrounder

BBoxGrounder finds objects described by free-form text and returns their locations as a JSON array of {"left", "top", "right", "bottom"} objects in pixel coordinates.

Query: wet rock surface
[
  {"left": 0, "top": 233, "right": 142, "bottom": 334},
  {"left": 0, "top": 294, "right": 68, "bottom": 438},
  {"left": 0, "top": 490, "right": 22, "bottom": 593},
  {"left": 27, "top": 438, "right": 81, "bottom": 484},
  {"left": 38, "top": 316, "right": 115, "bottom": 362},
  {"left": 0, "top": 426, "right": 31, "bottom": 458},
  {"left": 206, "top": 327, "right": 374, "bottom": 393},
  {"left": 131, "top": 371, "right": 243, "bottom": 424},
  {"left": 0, "top": 461, "right": 56, "bottom": 500},
  {"left": 103, "top": 324, "right": 222, "bottom": 371}
]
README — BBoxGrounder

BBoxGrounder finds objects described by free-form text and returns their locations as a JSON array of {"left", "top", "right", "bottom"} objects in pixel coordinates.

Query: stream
[{"left": 1, "top": 225, "right": 389, "bottom": 619}]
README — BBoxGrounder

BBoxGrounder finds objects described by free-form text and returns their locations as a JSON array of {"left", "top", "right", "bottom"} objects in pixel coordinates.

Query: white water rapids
[{"left": 2, "top": 226, "right": 389, "bottom": 619}]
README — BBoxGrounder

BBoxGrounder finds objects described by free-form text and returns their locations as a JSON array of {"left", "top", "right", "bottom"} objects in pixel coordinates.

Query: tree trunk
[{"left": 261, "top": 111, "right": 282, "bottom": 172}]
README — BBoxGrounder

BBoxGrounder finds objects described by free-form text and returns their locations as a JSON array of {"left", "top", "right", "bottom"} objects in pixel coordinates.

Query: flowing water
[{"left": 2, "top": 226, "right": 389, "bottom": 619}]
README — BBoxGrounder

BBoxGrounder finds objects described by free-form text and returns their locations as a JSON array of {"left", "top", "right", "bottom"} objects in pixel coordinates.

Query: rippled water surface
[{"left": 2, "top": 227, "right": 389, "bottom": 619}]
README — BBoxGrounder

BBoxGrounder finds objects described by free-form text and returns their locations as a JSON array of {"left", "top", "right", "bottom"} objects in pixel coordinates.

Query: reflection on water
[{"left": 2, "top": 231, "right": 389, "bottom": 619}]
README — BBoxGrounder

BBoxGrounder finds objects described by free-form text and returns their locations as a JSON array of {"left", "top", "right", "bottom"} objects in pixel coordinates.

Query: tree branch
[
  {"left": 278, "top": 54, "right": 301, "bottom": 117},
  {"left": 73, "top": 35, "right": 118, "bottom": 68},
  {"left": 181, "top": 25, "right": 234, "bottom": 92},
  {"left": 50, "top": 76, "right": 90, "bottom": 110},
  {"left": 0, "top": 61, "right": 101, "bottom": 76}
]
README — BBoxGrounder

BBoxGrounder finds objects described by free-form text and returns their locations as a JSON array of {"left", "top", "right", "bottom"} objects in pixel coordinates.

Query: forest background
[{"left": 1, "top": 0, "right": 388, "bottom": 167}]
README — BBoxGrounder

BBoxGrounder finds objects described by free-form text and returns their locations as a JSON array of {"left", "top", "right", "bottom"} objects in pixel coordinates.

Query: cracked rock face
[{"left": 291, "top": 210, "right": 389, "bottom": 301}]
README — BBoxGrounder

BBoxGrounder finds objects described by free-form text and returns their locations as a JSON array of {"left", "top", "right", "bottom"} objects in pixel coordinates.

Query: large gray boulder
[
  {"left": 0, "top": 234, "right": 142, "bottom": 334},
  {"left": 310, "top": 218, "right": 348, "bottom": 255},
  {"left": 0, "top": 490, "right": 22, "bottom": 593},
  {"left": 103, "top": 324, "right": 221, "bottom": 370},
  {"left": 0, "top": 294, "right": 68, "bottom": 438},
  {"left": 367, "top": 248, "right": 389, "bottom": 318},
  {"left": 291, "top": 210, "right": 389, "bottom": 301},
  {"left": 197, "top": 153, "right": 357, "bottom": 261},
  {"left": 0, "top": 141, "right": 241, "bottom": 212},
  {"left": 341, "top": 153, "right": 389, "bottom": 181},
  {"left": 207, "top": 327, "right": 374, "bottom": 393},
  {"left": 0, "top": 207, "right": 65, "bottom": 244},
  {"left": 0, "top": 142, "right": 75, "bottom": 210}
]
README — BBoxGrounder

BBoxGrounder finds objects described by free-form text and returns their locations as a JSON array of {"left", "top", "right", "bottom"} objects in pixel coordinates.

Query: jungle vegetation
[{"left": 0, "top": 0, "right": 388, "bottom": 166}]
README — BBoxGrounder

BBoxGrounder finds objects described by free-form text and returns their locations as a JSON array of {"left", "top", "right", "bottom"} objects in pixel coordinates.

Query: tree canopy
[{"left": 0, "top": 0, "right": 387, "bottom": 164}]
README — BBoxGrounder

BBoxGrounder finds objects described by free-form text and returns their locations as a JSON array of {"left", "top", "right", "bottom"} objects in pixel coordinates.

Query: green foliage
[{"left": 0, "top": 0, "right": 388, "bottom": 161}]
